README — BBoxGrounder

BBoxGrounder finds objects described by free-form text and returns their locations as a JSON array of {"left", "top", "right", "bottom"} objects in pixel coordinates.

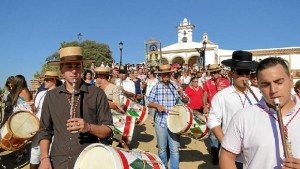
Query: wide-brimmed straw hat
[
  {"left": 47, "top": 46, "right": 95, "bottom": 65},
  {"left": 42, "top": 71, "right": 59, "bottom": 79},
  {"left": 95, "top": 67, "right": 110, "bottom": 75},
  {"left": 155, "top": 64, "right": 174, "bottom": 74},
  {"left": 207, "top": 64, "right": 221, "bottom": 72},
  {"left": 221, "top": 50, "right": 258, "bottom": 70}
]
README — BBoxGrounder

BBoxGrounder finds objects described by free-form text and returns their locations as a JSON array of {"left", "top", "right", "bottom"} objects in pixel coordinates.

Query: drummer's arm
[
  {"left": 40, "top": 139, "right": 51, "bottom": 159},
  {"left": 148, "top": 102, "right": 165, "bottom": 112}
]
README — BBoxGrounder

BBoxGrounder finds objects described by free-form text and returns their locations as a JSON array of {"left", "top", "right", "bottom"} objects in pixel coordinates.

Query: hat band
[
  {"left": 96, "top": 71, "right": 109, "bottom": 74},
  {"left": 160, "top": 68, "right": 171, "bottom": 71},
  {"left": 44, "top": 75, "right": 58, "bottom": 78},
  {"left": 233, "top": 59, "right": 252, "bottom": 63},
  {"left": 60, "top": 55, "right": 83, "bottom": 62}
]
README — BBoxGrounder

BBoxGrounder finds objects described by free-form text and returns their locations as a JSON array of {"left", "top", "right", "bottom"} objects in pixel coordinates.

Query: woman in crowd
[
  {"left": 185, "top": 76, "right": 203, "bottom": 113},
  {"left": 83, "top": 69, "right": 95, "bottom": 86},
  {"left": 1, "top": 76, "right": 14, "bottom": 126},
  {"left": 132, "top": 70, "right": 143, "bottom": 102},
  {"left": 145, "top": 70, "right": 159, "bottom": 120},
  {"left": 11, "top": 75, "right": 34, "bottom": 163}
]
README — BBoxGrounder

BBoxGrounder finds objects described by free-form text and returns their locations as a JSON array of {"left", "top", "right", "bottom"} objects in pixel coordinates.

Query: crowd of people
[{"left": 0, "top": 46, "right": 300, "bottom": 169}]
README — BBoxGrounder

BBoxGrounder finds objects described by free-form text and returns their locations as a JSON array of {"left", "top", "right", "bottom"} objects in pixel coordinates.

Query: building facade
[{"left": 148, "top": 18, "right": 300, "bottom": 81}]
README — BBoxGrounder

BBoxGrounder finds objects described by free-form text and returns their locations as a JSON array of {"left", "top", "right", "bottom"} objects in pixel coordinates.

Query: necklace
[
  {"left": 235, "top": 92, "right": 246, "bottom": 108},
  {"left": 66, "top": 93, "right": 81, "bottom": 118},
  {"left": 258, "top": 104, "right": 300, "bottom": 140}
]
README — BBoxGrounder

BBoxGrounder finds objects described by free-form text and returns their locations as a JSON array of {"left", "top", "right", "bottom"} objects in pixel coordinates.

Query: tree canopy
[{"left": 33, "top": 40, "right": 113, "bottom": 79}]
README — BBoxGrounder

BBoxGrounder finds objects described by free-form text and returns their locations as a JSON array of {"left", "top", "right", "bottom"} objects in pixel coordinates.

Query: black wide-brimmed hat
[{"left": 221, "top": 50, "right": 258, "bottom": 70}]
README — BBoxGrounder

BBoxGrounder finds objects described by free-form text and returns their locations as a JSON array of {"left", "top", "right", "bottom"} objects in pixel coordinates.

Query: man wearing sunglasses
[{"left": 207, "top": 50, "right": 262, "bottom": 169}]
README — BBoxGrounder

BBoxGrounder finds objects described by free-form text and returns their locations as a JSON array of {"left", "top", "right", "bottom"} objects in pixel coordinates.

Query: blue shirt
[{"left": 148, "top": 81, "right": 181, "bottom": 127}]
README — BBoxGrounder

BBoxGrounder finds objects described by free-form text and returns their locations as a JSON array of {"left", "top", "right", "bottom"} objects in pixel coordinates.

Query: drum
[
  {"left": 121, "top": 96, "right": 148, "bottom": 126},
  {"left": 74, "top": 143, "right": 165, "bottom": 169},
  {"left": 0, "top": 110, "right": 40, "bottom": 151},
  {"left": 167, "top": 105, "right": 209, "bottom": 140},
  {"left": 113, "top": 114, "right": 136, "bottom": 144}
]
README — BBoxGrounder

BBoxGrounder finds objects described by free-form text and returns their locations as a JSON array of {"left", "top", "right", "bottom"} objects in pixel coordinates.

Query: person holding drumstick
[
  {"left": 38, "top": 46, "right": 113, "bottom": 169},
  {"left": 202, "top": 64, "right": 230, "bottom": 165},
  {"left": 30, "top": 71, "right": 62, "bottom": 169},
  {"left": 220, "top": 57, "right": 300, "bottom": 169},
  {"left": 207, "top": 51, "right": 261, "bottom": 169},
  {"left": 148, "top": 64, "right": 189, "bottom": 169}
]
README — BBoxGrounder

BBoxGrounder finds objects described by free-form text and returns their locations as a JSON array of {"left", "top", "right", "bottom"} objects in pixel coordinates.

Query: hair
[
  {"left": 256, "top": 57, "right": 290, "bottom": 77},
  {"left": 11, "top": 75, "right": 29, "bottom": 106},
  {"left": 174, "top": 72, "right": 181, "bottom": 79},
  {"left": 83, "top": 69, "right": 93, "bottom": 80},
  {"left": 190, "top": 76, "right": 197, "bottom": 82},
  {"left": 56, "top": 79, "right": 63, "bottom": 87},
  {"left": 5, "top": 76, "right": 14, "bottom": 91},
  {"left": 294, "top": 80, "right": 300, "bottom": 93}
]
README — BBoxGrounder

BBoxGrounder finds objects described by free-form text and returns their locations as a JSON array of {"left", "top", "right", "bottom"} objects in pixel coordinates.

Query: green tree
[{"left": 33, "top": 40, "right": 113, "bottom": 79}]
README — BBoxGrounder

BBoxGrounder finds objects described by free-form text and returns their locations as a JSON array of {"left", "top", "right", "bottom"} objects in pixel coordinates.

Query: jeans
[
  {"left": 209, "top": 131, "right": 219, "bottom": 149},
  {"left": 155, "top": 121, "right": 180, "bottom": 169}
]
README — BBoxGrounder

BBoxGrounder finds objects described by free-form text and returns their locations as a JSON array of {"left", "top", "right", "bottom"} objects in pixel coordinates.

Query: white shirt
[
  {"left": 207, "top": 85, "right": 262, "bottom": 162},
  {"left": 145, "top": 78, "right": 159, "bottom": 97},
  {"left": 181, "top": 76, "right": 191, "bottom": 84},
  {"left": 222, "top": 96, "right": 300, "bottom": 169},
  {"left": 34, "top": 90, "right": 47, "bottom": 119},
  {"left": 116, "top": 77, "right": 136, "bottom": 95}
]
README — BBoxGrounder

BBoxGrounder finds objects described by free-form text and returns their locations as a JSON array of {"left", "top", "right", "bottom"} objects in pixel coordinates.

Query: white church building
[{"left": 157, "top": 18, "right": 300, "bottom": 80}]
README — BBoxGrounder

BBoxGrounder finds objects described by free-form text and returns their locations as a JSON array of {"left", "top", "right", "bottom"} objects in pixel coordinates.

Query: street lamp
[
  {"left": 119, "top": 41, "right": 123, "bottom": 66},
  {"left": 202, "top": 40, "right": 207, "bottom": 69},
  {"left": 77, "top": 33, "right": 83, "bottom": 42}
]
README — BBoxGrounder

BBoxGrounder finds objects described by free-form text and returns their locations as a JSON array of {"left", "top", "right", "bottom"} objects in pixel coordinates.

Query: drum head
[
  {"left": 9, "top": 111, "right": 39, "bottom": 138},
  {"left": 167, "top": 105, "right": 191, "bottom": 133},
  {"left": 75, "top": 143, "right": 116, "bottom": 169}
]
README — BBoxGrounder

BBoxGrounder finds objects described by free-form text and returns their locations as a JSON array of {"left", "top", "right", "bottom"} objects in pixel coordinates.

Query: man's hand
[
  {"left": 38, "top": 157, "right": 52, "bottom": 169},
  {"left": 67, "top": 118, "right": 90, "bottom": 133},
  {"left": 156, "top": 105, "right": 166, "bottom": 112},
  {"left": 282, "top": 157, "right": 300, "bottom": 169}
]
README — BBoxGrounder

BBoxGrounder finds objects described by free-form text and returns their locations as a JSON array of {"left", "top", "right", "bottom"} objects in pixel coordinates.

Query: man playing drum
[
  {"left": 220, "top": 57, "right": 300, "bottom": 169},
  {"left": 202, "top": 64, "right": 230, "bottom": 165},
  {"left": 115, "top": 65, "right": 136, "bottom": 100},
  {"left": 38, "top": 46, "right": 114, "bottom": 169},
  {"left": 148, "top": 64, "right": 189, "bottom": 169},
  {"left": 207, "top": 51, "right": 261, "bottom": 169}
]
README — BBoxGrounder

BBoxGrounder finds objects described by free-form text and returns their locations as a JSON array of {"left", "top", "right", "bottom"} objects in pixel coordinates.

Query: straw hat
[
  {"left": 43, "top": 71, "right": 59, "bottom": 79},
  {"left": 47, "top": 46, "right": 95, "bottom": 65},
  {"left": 207, "top": 64, "right": 221, "bottom": 72},
  {"left": 95, "top": 67, "right": 110, "bottom": 75},
  {"left": 155, "top": 64, "right": 174, "bottom": 74}
]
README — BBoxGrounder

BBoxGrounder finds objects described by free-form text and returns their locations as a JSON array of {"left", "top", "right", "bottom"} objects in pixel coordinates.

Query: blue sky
[{"left": 0, "top": 0, "right": 299, "bottom": 88}]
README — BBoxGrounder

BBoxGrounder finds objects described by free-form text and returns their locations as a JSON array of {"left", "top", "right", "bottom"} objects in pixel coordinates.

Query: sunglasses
[{"left": 234, "top": 69, "right": 250, "bottom": 75}]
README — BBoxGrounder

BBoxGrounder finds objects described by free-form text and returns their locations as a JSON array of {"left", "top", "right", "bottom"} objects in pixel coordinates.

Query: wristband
[
  {"left": 41, "top": 156, "right": 50, "bottom": 161},
  {"left": 86, "top": 123, "right": 91, "bottom": 133}
]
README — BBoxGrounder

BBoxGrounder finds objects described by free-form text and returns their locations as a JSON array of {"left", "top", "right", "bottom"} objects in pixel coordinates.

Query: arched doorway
[
  {"left": 172, "top": 56, "right": 185, "bottom": 65},
  {"left": 188, "top": 56, "right": 199, "bottom": 66},
  {"left": 161, "top": 58, "right": 169, "bottom": 64}
]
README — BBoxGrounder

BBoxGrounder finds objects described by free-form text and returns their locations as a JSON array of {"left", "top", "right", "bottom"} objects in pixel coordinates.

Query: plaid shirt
[{"left": 148, "top": 81, "right": 182, "bottom": 127}]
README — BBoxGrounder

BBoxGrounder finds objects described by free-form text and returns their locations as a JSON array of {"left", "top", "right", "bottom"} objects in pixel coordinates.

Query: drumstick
[
  {"left": 245, "top": 82, "right": 259, "bottom": 102},
  {"left": 274, "top": 98, "right": 289, "bottom": 158},
  {"left": 167, "top": 109, "right": 180, "bottom": 115}
]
